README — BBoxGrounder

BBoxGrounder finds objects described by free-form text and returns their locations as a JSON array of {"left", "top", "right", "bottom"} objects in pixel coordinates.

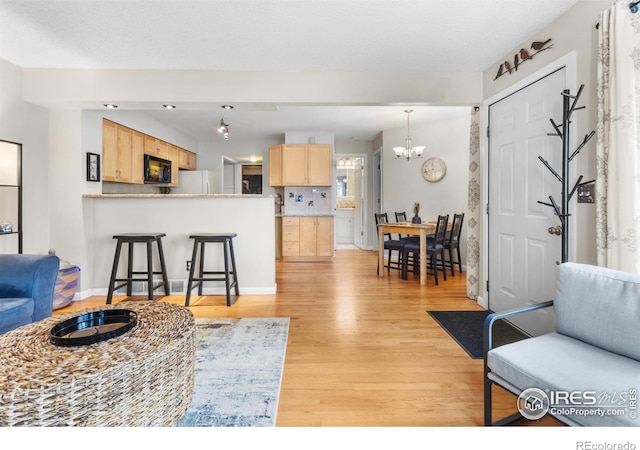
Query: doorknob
[{"left": 548, "top": 225, "right": 562, "bottom": 235}]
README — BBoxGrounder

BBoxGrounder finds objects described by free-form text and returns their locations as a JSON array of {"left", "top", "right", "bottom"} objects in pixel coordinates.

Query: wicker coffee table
[{"left": 0, "top": 301, "right": 195, "bottom": 426}]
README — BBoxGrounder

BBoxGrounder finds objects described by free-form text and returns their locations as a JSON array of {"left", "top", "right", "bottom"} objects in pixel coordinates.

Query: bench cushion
[
  {"left": 556, "top": 263, "right": 640, "bottom": 361},
  {"left": 0, "top": 297, "right": 34, "bottom": 335},
  {"left": 488, "top": 332, "right": 640, "bottom": 426}
]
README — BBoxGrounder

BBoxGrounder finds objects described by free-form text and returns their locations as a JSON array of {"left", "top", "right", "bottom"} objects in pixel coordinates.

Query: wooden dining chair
[
  {"left": 401, "top": 214, "right": 449, "bottom": 285},
  {"left": 394, "top": 211, "right": 419, "bottom": 242},
  {"left": 374, "top": 213, "right": 405, "bottom": 273},
  {"left": 444, "top": 213, "right": 464, "bottom": 275}
]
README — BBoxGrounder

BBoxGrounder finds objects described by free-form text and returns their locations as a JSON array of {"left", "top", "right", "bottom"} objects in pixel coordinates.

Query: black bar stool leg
[
  {"left": 156, "top": 237, "right": 170, "bottom": 296},
  {"left": 198, "top": 241, "right": 205, "bottom": 296},
  {"left": 223, "top": 240, "right": 231, "bottom": 306},
  {"left": 185, "top": 239, "right": 199, "bottom": 307},
  {"left": 146, "top": 241, "right": 154, "bottom": 300},
  {"left": 126, "top": 242, "right": 134, "bottom": 296},
  {"left": 106, "top": 240, "right": 123, "bottom": 305},
  {"left": 228, "top": 238, "right": 239, "bottom": 296}
]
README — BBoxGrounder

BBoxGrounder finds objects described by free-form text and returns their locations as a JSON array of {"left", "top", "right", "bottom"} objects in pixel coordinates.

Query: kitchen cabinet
[
  {"left": 336, "top": 209, "right": 355, "bottom": 244},
  {"left": 167, "top": 144, "right": 179, "bottom": 187},
  {"left": 281, "top": 216, "right": 334, "bottom": 261},
  {"left": 102, "top": 119, "right": 136, "bottom": 183},
  {"left": 179, "top": 148, "right": 197, "bottom": 170},
  {"left": 102, "top": 119, "right": 196, "bottom": 185},
  {"left": 144, "top": 135, "right": 169, "bottom": 159},
  {"left": 269, "top": 144, "right": 332, "bottom": 186},
  {"left": 130, "top": 130, "right": 145, "bottom": 185}
]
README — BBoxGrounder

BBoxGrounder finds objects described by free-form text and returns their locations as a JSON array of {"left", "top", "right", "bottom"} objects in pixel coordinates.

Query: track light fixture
[{"left": 218, "top": 119, "right": 230, "bottom": 140}]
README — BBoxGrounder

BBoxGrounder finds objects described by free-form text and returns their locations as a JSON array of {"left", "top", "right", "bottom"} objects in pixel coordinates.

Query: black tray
[{"left": 49, "top": 309, "right": 137, "bottom": 346}]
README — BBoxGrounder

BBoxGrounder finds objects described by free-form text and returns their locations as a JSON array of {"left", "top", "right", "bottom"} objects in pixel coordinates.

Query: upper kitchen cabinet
[
  {"left": 144, "top": 135, "right": 169, "bottom": 159},
  {"left": 130, "top": 130, "right": 145, "bottom": 185},
  {"left": 167, "top": 144, "right": 179, "bottom": 186},
  {"left": 102, "top": 119, "right": 139, "bottom": 184},
  {"left": 269, "top": 144, "right": 332, "bottom": 187},
  {"left": 179, "top": 148, "right": 197, "bottom": 170}
]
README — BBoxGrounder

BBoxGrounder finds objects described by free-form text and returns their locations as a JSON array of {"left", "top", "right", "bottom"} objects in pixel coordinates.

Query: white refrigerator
[{"left": 172, "top": 170, "right": 220, "bottom": 194}]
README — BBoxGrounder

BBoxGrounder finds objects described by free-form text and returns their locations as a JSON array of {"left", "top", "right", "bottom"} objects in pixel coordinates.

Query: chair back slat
[
  {"left": 447, "top": 213, "right": 464, "bottom": 245},
  {"left": 394, "top": 212, "right": 409, "bottom": 239},
  {"left": 374, "top": 213, "right": 393, "bottom": 240},
  {"left": 433, "top": 214, "right": 449, "bottom": 245}
]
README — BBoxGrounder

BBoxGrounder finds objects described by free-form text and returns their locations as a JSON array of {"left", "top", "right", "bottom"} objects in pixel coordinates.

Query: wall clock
[{"left": 422, "top": 157, "right": 446, "bottom": 182}]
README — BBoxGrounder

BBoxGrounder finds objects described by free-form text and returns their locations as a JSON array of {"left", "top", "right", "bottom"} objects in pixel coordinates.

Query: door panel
[{"left": 489, "top": 68, "right": 565, "bottom": 336}]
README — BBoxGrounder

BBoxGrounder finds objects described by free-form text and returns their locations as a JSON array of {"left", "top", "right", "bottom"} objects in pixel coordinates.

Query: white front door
[{"left": 488, "top": 68, "right": 565, "bottom": 336}]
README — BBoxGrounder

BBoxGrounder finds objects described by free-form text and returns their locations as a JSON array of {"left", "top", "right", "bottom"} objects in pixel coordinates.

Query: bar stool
[
  {"left": 106, "top": 233, "right": 170, "bottom": 304},
  {"left": 185, "top": 233, "right": 239, "bottom": 307}
]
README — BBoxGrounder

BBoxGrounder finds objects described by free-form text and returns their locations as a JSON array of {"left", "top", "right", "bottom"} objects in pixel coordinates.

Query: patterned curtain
[
  {"left": 596, "top": 1, "right": 640, "bottom": 272},
  {"left": 466, "top": 107, "right": 481, "bottom": 299}
]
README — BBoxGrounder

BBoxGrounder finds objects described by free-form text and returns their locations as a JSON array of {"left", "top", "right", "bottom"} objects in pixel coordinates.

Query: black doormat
[{"left": 427, "top": 310, "right": 530, "bottom": 359}]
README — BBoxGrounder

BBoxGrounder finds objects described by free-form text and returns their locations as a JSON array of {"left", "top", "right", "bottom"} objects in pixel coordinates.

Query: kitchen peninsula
[{"left": 82, "top": 194, "right": 275, "bottom": 298}]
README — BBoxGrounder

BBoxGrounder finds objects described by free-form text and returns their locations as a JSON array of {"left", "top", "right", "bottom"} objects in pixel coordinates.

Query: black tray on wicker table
[{"left": 49, "top": 309, "right": 137, "bottom": 346}]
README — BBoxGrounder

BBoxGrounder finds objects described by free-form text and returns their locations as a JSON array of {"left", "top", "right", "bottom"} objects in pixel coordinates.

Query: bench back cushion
[{"left": 556, "top": 262, "right": 640, "bottom": 361}]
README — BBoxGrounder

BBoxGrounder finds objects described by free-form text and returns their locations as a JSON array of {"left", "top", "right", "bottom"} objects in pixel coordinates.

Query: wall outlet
[{"left": 186, "top": 260, "right": 191, "bottom": 271}]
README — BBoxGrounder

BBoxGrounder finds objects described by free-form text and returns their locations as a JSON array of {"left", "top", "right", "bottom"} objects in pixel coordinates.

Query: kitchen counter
[
  {"left": 82, "top": 195, "right": 275, "bottom": 296},
  {"left": 276, "top": 213, "right": 336, "bottom": 217},
  {"left": 83, "top": 194, "right": 274, "bottom": 198}
]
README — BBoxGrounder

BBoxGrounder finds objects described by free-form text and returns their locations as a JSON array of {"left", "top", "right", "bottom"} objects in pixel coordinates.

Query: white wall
[
  {"left": 382, "top": 113, "right": 471, "bottom": 265},
  {"left": 0, "top": 59, "right": 50, "bottom": 254}
]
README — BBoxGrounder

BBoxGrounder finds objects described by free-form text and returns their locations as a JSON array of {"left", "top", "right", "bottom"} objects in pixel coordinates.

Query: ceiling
[{"left": 0, "top": 0, "right": 581, "bottom": 151}]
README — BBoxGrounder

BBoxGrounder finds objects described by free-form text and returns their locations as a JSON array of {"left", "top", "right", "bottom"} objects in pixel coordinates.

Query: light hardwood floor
[{"left": 55, "top": 249, "right": 558, "bottom": 427}]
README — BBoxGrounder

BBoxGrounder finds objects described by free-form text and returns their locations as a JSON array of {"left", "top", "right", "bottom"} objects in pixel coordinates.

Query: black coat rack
[{"left": 537, "top": 85, "right": 595, "bottom": 263}]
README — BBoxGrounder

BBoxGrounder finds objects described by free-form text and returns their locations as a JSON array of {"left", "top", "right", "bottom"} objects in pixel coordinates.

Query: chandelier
[
  {"left": 393, "top": 109, "right": 425, "bottom": 161},
  {"left": 217, "top": 119, "right": 229, "bottom": 140}
]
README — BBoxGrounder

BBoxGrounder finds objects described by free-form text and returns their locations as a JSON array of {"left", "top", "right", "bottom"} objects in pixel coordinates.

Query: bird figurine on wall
[
  {"left": 531, "top": 38, "right": 552, "bottom": 51},
  {"left": 519, "top": 48, "right": 531, "bottom": 60},
  {"left": 504, "top": 60, "right": 512, "bottom": 74},
  {"left": 513, "top": 54, "right": 519, "bottom": 71},
  {"left": 494, "top": 63, "right": 504, "bottom": 80}
]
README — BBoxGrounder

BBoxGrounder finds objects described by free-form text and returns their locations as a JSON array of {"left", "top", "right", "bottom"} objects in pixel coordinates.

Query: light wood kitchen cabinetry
[
  {"left": 144, "top": 135, "right": 169, "bottom": 159},
  {"left": 130, "top": 130, "right": 145, "bottom": 185},
  {"left": 101, "top": 119, "right": 196, "bottom": 184},
  {"left": 179, "top": 148, "right": 197, "bottom": 170},
  {"left": 281, "top": 216, "right": 334, "bottom": 261},
  {"left": 269, "top": 145, "right": 283, "bottom": 186},
  {"left": 167, "top": 144, "right": 179, "bottom": 187},
  {"left": 102, "top": 119, "right": 138, "bottom": 183},
  {"left": 269, "top": 144, "right": 332, "bottom": 186}
]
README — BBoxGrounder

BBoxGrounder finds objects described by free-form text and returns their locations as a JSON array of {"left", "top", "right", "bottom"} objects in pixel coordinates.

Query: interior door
[
  {"left": 488, "top": 68, "right": 565, "bottom": 336},
  {"left": 353, "top": 157, "right": 365, "bottom": 249}
]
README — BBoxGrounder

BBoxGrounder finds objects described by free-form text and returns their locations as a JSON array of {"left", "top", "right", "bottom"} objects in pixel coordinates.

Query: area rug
[
  {"left": 177, "top": 317, "right": 289, "bottom": 427},
  {"left": 427, "top": 310, "right": 529, "bottom": 359}
]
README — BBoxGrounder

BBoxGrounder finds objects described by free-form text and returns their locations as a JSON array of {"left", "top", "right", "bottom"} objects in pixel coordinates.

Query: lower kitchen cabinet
[{"left": 281, "top": 216, "right": 334, "bottom": 261}]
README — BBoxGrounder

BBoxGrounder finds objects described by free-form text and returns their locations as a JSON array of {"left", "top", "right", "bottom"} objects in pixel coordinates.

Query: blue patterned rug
[{"left": 177, "top": 317, "right": 289, "bottom": 427}]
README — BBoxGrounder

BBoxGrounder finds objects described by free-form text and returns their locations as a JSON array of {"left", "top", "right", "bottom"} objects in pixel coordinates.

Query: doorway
[
  {"left": 488, "top": 67, "right": 566, "bottom": 336},
  {"left": 335, "top": 156, "right": 366, "bottom": 249}
]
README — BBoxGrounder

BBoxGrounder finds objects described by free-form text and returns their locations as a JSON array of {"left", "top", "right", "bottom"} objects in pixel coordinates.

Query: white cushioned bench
[{"left": 484, "top": 262, "right": 640, "bottom": 427}]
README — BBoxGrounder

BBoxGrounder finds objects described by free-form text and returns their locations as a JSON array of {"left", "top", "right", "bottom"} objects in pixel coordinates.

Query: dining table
[{"left": 377, "top": 220, "right": 438, "bottom": 285}]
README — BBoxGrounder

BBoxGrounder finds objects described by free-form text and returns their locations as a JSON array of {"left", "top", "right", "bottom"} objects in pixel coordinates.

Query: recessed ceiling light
[
  {"left": 104, "top": 104, "right": 118, "bottom": 109},
  {"left": 221, "top": 105, "right": 234, "bottom": 110},
  {"left": 163, "top": 104, "right": 176, "bottom": 109}
]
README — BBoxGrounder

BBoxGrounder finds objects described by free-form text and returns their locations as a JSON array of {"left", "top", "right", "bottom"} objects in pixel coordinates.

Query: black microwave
[{"left": 144, "top": 154, "right": 172, "bottom": 184}]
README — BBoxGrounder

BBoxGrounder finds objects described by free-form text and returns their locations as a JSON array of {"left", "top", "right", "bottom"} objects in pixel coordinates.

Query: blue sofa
[
  {"left": 0, "top": 254, "right": 60, "bottom": 334},
  {"left": 484, "top": 262, "right": 640, "bottom": 426}
]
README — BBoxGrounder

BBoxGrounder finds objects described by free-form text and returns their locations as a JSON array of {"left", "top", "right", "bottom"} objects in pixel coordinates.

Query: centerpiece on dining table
[{"left": 412, "top": 203, "right": 422, "bottom": 224}]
